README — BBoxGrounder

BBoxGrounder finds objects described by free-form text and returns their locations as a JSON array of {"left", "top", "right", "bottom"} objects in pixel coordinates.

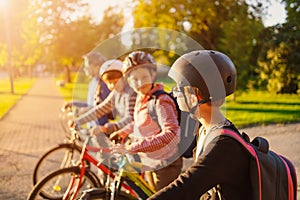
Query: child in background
[
  {"left": 64, "top": 51, "right": 110, "bottom": 127},
  {"left": 73, "top": 59, "right": 136, "bottom": 135}
]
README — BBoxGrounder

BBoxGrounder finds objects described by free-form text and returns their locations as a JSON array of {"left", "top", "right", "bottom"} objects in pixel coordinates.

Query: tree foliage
[
  {"left": 0, "top": 0, "right": 125, "bottom": 82},
  {"left": 0, "top": 0, "right": 29, "bottom": 73},
  {"left": 131, "top": 0, "right": 265, "bottom": 90},
  {"left": 256, "top": 0, "right": 300, "bottom": 93}
]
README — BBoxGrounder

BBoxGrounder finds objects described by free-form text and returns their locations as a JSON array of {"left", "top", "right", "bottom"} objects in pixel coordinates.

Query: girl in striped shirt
[{"left": 110, "top": 51, "right": 182, "bottom": 191}]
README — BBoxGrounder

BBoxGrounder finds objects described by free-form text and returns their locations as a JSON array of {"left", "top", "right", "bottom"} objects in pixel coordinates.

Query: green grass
[
  {"left": 223, "top": 91, "right": 300, "bottom": 128},
  {"left": 0, "top": 78, "right": 36, "bottom": 119},
  {"left": 56, "top": 73, "right": 89, "bottom": 102},
  {"left": 158, "top": 77, "right": 300, "bottom": 128}
]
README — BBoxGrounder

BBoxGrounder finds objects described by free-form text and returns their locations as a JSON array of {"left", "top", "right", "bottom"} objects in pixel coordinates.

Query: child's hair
[
  {"left": 99, "top": 59, "right": 123, "bottom": 81},
  {"left": 101, "top": 71, "right": 122, "bottom": 81}
]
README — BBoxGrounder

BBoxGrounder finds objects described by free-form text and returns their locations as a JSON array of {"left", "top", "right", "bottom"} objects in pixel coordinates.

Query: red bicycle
[{"left": 27, "top": 130, "right": 155, "bottom": 200}]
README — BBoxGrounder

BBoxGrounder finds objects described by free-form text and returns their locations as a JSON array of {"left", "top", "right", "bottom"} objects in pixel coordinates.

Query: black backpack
[
  {"left": 147, "top": 90, "right": 199, "bottom": 158},
  {"left": 216, "top": 129, "right": 298, "bottom": 200}
]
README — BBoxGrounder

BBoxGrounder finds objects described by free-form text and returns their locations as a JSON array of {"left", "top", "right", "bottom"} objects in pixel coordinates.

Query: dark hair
[{"left": 101, "top": 71, "right": 123, "bottom": 81}]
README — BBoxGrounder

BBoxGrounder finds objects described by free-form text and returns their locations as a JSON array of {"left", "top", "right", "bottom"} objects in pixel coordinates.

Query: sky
[
  {"left": 88, "top": 0, "right": 287, "bottom": 28},
  {"left": 262, "top": 0, "right": 287, "bottom": 26}
]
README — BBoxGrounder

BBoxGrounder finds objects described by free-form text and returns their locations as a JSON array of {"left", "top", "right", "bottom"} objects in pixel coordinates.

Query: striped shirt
[
  {"left": 120, "top": 83, "right": 180, "bottom": 161},
  {"left": 75, "top": 83, "right": 136, "bottom": 132}
]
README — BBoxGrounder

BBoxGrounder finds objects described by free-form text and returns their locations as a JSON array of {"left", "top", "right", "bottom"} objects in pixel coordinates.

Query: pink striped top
[{"left": 120, "top": 83, "right": 180, "bottom": 161}]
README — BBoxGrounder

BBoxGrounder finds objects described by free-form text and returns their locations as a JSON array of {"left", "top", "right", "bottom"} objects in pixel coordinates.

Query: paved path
[
  {"left": 0, "top": 77, "right": 64, "bottom": 199},
  {"left": 0, "top": 77, "right": 299, "bottom": 199}
]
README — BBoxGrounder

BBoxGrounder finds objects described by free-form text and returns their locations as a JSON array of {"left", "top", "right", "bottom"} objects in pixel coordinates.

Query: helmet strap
[
  {"left": 179, "top": 86, "right": 209, "bottom": 117},
  {"left": 186, "top": 97, "right": 209, "bottom": 119},
  {"left": 182, "top": 94, "right": 206, "bottom": 115}
]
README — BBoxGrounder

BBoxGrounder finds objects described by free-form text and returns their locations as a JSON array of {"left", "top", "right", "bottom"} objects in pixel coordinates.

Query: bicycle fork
[{"left": 63, "top": 162, "right": 87, "bottom": 200}]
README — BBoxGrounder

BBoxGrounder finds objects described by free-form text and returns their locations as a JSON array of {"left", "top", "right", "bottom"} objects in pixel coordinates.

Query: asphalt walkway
[{"left": 0, "top": 77, "right": 65, "bottom": 199}]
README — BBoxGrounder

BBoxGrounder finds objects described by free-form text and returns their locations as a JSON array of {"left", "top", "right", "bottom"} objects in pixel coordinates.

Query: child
[
  {"left": 110, "top": 51, "right": 182, "bottom": 191},
  {"left": 73, "top": 59, "right": 136, "bottom": 135},
  {"left": 148, "top": 50, "right": 252, "bottom": 200},
  {"left": 64, "top": 51, "right": 110, "bottom": 127}
]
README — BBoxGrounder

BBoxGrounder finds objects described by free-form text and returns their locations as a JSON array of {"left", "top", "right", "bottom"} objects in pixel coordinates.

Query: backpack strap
[
  {"left": 279, "top": 156, "right": 297, "bottom": 200},
  {"left": 219, "top": 129, "right": 263, "bottom": 200},
  {"left": 147, "top": 90, "right": 170, "bottom": 127},
  {"left": 200, "top": 129, "right": 262, "bottom": 200}
]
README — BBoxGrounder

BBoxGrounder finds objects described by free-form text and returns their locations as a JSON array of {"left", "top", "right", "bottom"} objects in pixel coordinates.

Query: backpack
[
  {"left": 147, "top": 90, "right": 199, "bottom": 158},
  {"left": 216, "top": 129, "right": 298, "bottom": 200}
]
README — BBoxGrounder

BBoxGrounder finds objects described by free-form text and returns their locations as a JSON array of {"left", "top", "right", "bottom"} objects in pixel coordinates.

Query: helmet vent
[
  {"left": 227, "top": 76, "right": 232, "bottom": 83},
  {"left": 195, "top": 52, "right": 200, "bottom": 56}
]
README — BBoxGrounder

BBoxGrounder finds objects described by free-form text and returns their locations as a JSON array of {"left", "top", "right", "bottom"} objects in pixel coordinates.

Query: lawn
[
  {"left": 56, "top": 72, "right": 89, "bottom": 102},
  {"left": 0, "top": 78, "right": 36, "bottom": 119},
  {"left": 223, "top": 91, "right": 300, "bottom": 128}
]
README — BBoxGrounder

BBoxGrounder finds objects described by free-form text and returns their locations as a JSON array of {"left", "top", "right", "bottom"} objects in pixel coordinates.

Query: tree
[
  {"left": 21, "top": 4, "right": 43, "bottom": 77},
  {"left": 257, "top": 42, "right": 292, "bottom": 93},
  {"left": 28, "top": 0, "right": 92, "bottom": 80},
  {"left": 92, "top": 6, "right": 127, "bottom": 59},
  {"left": 256, "top": 0, "right": 300, "bottom": 93},
  {"left": 0, "top": 0, "right": 29, "bottom": 93},
  {"left": 27, "top": 1, "right": 125, "bottom": 82},
  {"left": 131, "top": 0, "right": 265, "bottom": 90},
  {"left": 0, "top": 0, "right": 127, "bottom": 84}
]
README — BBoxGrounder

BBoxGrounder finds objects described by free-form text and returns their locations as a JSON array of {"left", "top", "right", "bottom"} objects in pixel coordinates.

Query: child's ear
[{"left": 191, "top": 94, "right": 199, "bottom": 107}]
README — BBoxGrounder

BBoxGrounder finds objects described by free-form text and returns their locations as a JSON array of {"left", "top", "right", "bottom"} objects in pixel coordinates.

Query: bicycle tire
[
  {"left": 27, "top": 166, "right": 101, "bottom": 200},
  {"left": 79, "top": 188, "right": 138, "bottom": 200},
  {"left": 33, "top": 143, "right": 87, "bottom": 185}
]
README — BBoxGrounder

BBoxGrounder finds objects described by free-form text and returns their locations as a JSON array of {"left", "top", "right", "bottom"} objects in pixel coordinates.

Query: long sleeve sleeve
[
  {"left": 128, "top": 94, "right": 180, "bottom": 153},
  {"left": 112, "top": 92, "right": 136, "bottom": 130},
  {"left": 75, "top": 91, "right": 115, "bottom": 125}
]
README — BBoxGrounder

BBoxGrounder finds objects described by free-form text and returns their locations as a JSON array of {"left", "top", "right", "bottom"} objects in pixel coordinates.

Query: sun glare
[{"left": 0, "top": 0, "right": 8, "bottom": 8}]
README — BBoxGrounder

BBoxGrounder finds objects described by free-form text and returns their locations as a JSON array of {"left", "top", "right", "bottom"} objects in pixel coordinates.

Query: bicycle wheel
[
  {"left": 79, "top": 188, "right": 138, "bottom": 200},
  {"left": 27, "top": 166, "right": 101, "bottom": 200},
  {"left": 33, "top": 143, "right": 86, "bottom": 185}
]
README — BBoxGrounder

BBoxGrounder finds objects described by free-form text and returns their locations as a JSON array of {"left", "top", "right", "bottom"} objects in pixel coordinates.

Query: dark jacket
[{"left": 148, "top": 124, "right": 252, "bottom": 200}]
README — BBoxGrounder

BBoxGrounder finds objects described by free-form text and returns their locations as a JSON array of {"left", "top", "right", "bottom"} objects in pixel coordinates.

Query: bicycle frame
[{"left": 62, "top": 136, "right": 155, "bottom": 200}]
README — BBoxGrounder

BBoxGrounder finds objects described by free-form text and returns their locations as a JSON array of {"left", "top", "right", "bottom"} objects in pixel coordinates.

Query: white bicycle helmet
[{"left": 99, "top": 59, "right": 123, "bottom": 78}]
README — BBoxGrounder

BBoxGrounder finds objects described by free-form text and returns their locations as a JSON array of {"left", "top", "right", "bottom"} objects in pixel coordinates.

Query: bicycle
[
  {"left": 59, "top": 105, "right": 81, "bottom": 139},
  {"left": 27, "top": 133, "right": 156, "bottom": 200},
  {"left": 78, "top": 152, "right": 156, "bottom": 200},
  {"left": 35, "top": 104, "right": 103, "bottom": 185},
  {"left": 32, "top": 126, "right": 88, "bottom": 186}
]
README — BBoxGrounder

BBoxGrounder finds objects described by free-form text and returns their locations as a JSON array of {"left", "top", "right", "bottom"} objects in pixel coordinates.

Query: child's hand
[
  {"left": 104, "top": 123, "right": 117, "bottom": 135},
  {"left": 62, "top": 102, "right": 72, "bottom": 111},
  {"left": 91, "top": 125, "right": 107, "bottom": 136},
  {"left": 110, "top": 131, "right": 128, "bottom": 144}
]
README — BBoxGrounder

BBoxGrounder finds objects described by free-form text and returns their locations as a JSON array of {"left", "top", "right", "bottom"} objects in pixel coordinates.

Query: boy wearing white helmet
[
  {"left": 148, "top": 50, "right": 252, "bottom": 200},
  {"left": 73, "top": 59, "right": 136, "bottom": 136}
]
